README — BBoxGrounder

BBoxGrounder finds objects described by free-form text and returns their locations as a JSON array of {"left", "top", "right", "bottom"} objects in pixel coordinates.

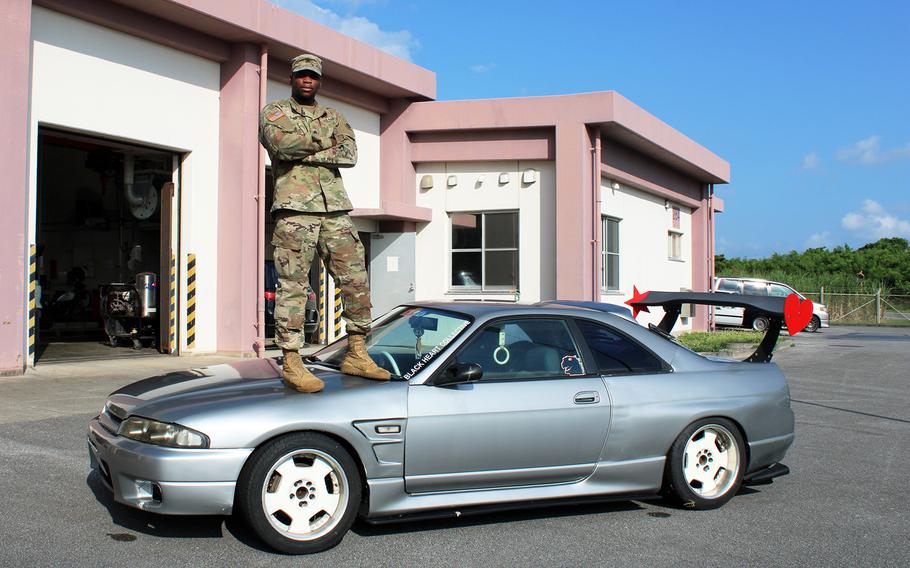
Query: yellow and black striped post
[
  {"left": 333, "top": 285, "right": 343, "bottom": 339},
  {"left": 168, "top": 252, "right": 176, "bottom": 353},
  {"left": 318, "top": 263, "right": 326, "bottom": 344},
  {"left": 186, "top": 254, "right": 196, "bottom": 350},
  {"left": 27, "top": 245, "right": 37, "bottom": 366}
]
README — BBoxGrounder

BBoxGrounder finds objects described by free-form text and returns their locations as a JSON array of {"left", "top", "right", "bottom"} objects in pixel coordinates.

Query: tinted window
[
  {"left": 717, "top": 279, "right": 742, "bottom": 293},
  {"left": 576, "top": 320, "right": 664, "bottom": 375},
  {"left": 743, "top": 281, "right": 768, "bottom": 296},
  {"left": 456, "top": 318, "right": 585, "bottom": 379}
]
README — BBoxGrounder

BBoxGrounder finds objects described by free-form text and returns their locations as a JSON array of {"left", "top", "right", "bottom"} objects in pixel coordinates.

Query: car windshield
[{"left": 311, "top": 306, "right": 473, "bottom": 379}]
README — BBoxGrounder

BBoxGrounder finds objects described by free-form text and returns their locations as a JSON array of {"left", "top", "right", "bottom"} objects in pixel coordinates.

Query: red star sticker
[{"left": 624, "top": 286, "right": 650, "bottom": 319}]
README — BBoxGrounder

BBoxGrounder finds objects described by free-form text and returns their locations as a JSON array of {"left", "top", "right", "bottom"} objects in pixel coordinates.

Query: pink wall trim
[
  {"left": 601, "top": 164, "right": 701, "bottom": 209},
  {"left": 386, "top": 92, "right": 729, "bottom": 182},
  {"left": 409, "top": 129, "right": 554, "bottom": 162},
  {"left": 350, "top": 201, "right": 433, "bottom": 222},
  {"left": 610, "top": 93, "right": 730, "bottom": 183},
  {"left": 713, "top": 196, "right": 725, "bottom": 213},
  {"left": 0, "top": 0, "right": 32, "bottom": 374},
  {"left": 379, "top": 99, "right": 414, "bottom": 207},
  {"left": 690, "top": 186, "right": 711, "bottom": 330},
  {"left": 217, "top": 43, "right": 262, "bottom": 355},
  {"left": 411, "top": 139, "right": 552, "bottom": 163},
  {"left": 157, "top": 0, "right": 435, "bottom": 99},
  {"left": 35, "top": 0, "right": 231, "bottom": 62}
]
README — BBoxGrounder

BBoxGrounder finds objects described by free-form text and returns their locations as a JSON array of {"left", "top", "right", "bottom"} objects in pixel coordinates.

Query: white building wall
[
  {"left": 29, "top": 7, "right": 222, "bottom": 352},
  {"left": 266, "top": 80, "right": 381, "bottom": 215},
  {"left": 414, "top": 161, "right": 556, "bottom": 303},
  {"left": 600, "top": 179, "right": 694, "bottom": 330}
]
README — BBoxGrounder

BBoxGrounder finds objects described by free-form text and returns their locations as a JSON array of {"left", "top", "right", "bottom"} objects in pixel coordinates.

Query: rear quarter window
[{"left": 575, "top": 319, "right": 665, "bottom": 375}]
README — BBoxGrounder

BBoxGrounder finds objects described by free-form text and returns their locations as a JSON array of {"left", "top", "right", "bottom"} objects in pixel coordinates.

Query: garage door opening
[{"left": 35, "top": 128, "right": 178, "bottom": 363}]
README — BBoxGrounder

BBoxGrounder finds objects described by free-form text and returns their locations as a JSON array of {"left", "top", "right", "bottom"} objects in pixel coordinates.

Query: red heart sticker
[{"left": 784, "top": 293, "right": 813, "bottom": 336}]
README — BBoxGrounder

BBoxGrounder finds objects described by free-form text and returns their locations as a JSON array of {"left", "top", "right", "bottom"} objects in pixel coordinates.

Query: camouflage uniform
[{"left": 259, "top": 62, "right": 371, "bottom": 350}]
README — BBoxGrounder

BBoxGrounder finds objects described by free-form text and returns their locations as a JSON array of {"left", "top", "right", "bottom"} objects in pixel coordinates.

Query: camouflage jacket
[{"left": 259, "top": 98, "right": 357, "bottom": 214}]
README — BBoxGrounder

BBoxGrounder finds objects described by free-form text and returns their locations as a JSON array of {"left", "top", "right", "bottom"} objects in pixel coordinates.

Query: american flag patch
[{"left": 267, "top": 110, "right": 285, "bottom": 122}]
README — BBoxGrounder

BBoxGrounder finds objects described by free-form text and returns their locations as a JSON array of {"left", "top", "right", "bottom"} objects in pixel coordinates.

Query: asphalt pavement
[{"left": 0, "top": 327, "right": 908, "bottom": 567}]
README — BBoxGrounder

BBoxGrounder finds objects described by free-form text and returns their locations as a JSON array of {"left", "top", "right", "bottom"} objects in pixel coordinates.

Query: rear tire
[
  {"left": 236, "top": 432, "right": 361, "bottom": 554},
  {"left": 665, "top": 418, "right": 745, "bottom": 510}
]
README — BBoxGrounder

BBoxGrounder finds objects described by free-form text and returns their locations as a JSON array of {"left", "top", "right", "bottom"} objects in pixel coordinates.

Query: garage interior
[{"left": 35, "top": 128, "right": 175, "bottom": 363}]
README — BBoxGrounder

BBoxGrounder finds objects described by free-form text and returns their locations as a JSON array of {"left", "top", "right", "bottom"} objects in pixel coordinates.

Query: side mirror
[{"left": 434, "top": 362, "right": 483, "bottom": 387}]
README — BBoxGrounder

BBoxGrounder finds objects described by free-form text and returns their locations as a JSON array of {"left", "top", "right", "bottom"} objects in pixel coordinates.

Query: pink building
[{"left": 0, "top": 0, "right": 728, "bottom": 375}]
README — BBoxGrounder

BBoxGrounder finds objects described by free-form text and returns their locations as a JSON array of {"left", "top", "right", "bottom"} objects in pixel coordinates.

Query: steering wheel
[{"left": 379, "top": 350, "right": 401, "bottom": 376}]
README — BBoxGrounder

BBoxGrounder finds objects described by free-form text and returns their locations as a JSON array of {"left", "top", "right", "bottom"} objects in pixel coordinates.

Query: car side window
[
  {"left": 768, "top": 284, "right": 794, "bottom": 297},
  {"left": 455, "top": 318, "right": 586, "bottom": 379},
  {"left": 575, "top": 319, "right": 664, "bottom": 375},
  {"left": 743, "top": 281, "right": 769, "bottom": 296},
  {"left": 717, "top": 279, "right": 743, "bottom": 293}
]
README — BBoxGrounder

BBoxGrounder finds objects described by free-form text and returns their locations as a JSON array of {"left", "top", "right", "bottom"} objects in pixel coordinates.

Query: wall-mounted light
[
  {"left": 664, "top": 199, "right": 671, "bottom": 210},
  {"left": 498, "top": 172, "right": 510, "bottom": 184},
  {"left": 419, "top": 175, "right": 433, "bottom": 190},
  {"left": 521, "top": 168, "right": 537, "bottom": 184},
  {"left": 611, "top": 181, "right": 620, "bottom": 191},
  {"left": 447, "top": 175, "right": 458, "bottom": 187}
]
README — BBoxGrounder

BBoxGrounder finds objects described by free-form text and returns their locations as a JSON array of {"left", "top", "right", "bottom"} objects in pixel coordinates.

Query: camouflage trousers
[{"left": 272, "top": 211, "right": 371, "bottom": 350}]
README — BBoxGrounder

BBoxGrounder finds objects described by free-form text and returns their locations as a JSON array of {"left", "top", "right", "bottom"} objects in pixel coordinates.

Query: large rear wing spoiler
[{"left": 628, "top": 292, "right": 786, "bottom": 363}]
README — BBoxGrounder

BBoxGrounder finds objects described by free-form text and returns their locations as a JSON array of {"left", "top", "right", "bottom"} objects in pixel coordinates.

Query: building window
[
  {"left": 451, "top": 212, "right": 519, "bottom": 290},
  {"left": 601, "top": 216, "right": 619, "bottom": 291},
  {"left": 668, "top": 229, "right": 683, "bottom": 260}
]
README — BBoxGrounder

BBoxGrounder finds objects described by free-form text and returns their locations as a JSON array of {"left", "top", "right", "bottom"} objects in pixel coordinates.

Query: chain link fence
[{"left": 801, "top": 289, "right": 910, "bottom": 325}]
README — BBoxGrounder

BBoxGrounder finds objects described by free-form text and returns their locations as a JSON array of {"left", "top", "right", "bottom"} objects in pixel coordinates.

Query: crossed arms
[{"left": 259, "top": 111, "right": 357, "bottom": 168}]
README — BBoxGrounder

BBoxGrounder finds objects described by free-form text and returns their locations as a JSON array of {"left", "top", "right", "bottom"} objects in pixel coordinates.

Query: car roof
[
  {"left": 717, "top": 276, "right": 791, "bottom": 288},
  {"left": 404, "top": 300, "right": 635, "bottom": 322}
]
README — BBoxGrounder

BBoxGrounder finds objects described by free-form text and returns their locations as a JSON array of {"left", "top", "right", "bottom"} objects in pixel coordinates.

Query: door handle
[{"left": 574, "top": 391, "right": 600, "bottom": 404}]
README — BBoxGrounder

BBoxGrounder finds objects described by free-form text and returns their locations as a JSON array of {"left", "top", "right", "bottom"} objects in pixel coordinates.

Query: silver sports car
[{"left": 88, "top": 293, "right": 794, "bottom": 554}]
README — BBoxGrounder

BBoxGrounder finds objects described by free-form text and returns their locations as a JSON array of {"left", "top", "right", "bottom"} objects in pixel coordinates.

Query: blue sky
[{"left": 276, "top": 0, "right": 910, "bottom": 258}]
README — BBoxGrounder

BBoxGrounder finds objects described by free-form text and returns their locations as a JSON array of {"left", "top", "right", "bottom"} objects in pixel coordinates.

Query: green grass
[{"left": 677, "top": 331, "right": 765, "bottom": 353}]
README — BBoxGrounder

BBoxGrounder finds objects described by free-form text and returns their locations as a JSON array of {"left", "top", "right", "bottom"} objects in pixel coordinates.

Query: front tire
[
  {"left": 665, "top": 418, "right": 745, "bottom": 510},
  {"left": 236, "top": 432, "right": 362, "bottom": 554},
  {"left": 751, "top": 315, "right": 770, "bottom": 332},
  {"left": 805, "top": 315, "right": 820, "bottom": 333}
]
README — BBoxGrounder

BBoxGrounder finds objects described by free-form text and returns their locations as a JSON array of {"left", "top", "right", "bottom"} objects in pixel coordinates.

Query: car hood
[{"left": 105, "top": 358, "right": 408, "bottom": 448}]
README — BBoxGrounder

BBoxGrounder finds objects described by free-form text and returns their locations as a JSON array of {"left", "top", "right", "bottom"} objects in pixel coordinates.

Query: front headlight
[{"left": 118, "top": 416, "right": 209, "bottom": 448}]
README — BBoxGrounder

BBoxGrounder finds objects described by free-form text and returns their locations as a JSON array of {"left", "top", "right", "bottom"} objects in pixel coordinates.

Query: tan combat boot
[
  {"left": 281, "top": 349, "right": 324, "bottom": 393},
  {"left": 341, "top": 334, "right": 391, "bottom": 381}
]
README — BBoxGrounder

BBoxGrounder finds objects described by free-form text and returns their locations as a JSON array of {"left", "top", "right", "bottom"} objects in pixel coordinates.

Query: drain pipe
[
  {"left": 590, "top": 128, "right": 602, "bottom": 301},
  {"left": 254, "top": 44, "right": 268, "bottom": 357},
  {"left": 707, "top": 183, "right": 715, "bottom": 330}
]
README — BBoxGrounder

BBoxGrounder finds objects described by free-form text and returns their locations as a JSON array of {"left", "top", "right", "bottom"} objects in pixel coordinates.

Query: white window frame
[
  {"left": 450, "top": 211, "right": 520, "bottom": 292},
  {"left": 668, "top": 228, "right": 684, "bottom": 261},
  {"left": 601, "top": 216, "right": 620, "bottom": 292}
]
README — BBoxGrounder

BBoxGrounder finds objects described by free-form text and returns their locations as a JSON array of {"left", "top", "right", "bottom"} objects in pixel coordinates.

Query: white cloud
[
  {"left": 806, "top": 231, "right": 831, "bottom": 247},
  {"left": 841, "top": 199, "right": 910, "bottom": 238},
  {"left": 274, "top": 0, "right": 419, "bottom": 61},
  {"left": 836, "top": 135, "right": 910, "bottom": 165},
  {"left": 470, "top": 63, "right": 496, "bottom": 74},
  {"left": 801, "top": 152, "right": 820, "bottom": 170}
]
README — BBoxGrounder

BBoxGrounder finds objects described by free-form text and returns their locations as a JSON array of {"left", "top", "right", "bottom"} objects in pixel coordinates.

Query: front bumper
[
  {"left": 818, "top": 310, "right": 830, "bottom": 328},
  {"left": 88, "top": 417, "right": 253, "bottom": 515}
]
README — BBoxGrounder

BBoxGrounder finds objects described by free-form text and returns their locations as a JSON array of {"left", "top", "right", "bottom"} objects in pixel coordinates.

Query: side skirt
[
  {"left": 364, "top": 456, "right": 665, "bottom": 519},
  {"left": 363, "top": 492, "right": 661, "bottom": 525}
]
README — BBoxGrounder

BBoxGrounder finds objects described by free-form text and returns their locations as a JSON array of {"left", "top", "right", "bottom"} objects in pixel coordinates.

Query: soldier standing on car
[{"left": 259, "top": 53, "right": 390, "bottom": 392}]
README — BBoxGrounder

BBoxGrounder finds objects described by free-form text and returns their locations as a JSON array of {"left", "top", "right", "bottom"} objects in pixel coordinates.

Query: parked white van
[{"left": 714, "top": 277, "right": 829, "bottom": 332}]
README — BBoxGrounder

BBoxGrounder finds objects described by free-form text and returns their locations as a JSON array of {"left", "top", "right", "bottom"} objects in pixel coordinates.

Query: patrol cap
[{"left": 291, "top": 54, "right": 322, "bottom": 76}]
